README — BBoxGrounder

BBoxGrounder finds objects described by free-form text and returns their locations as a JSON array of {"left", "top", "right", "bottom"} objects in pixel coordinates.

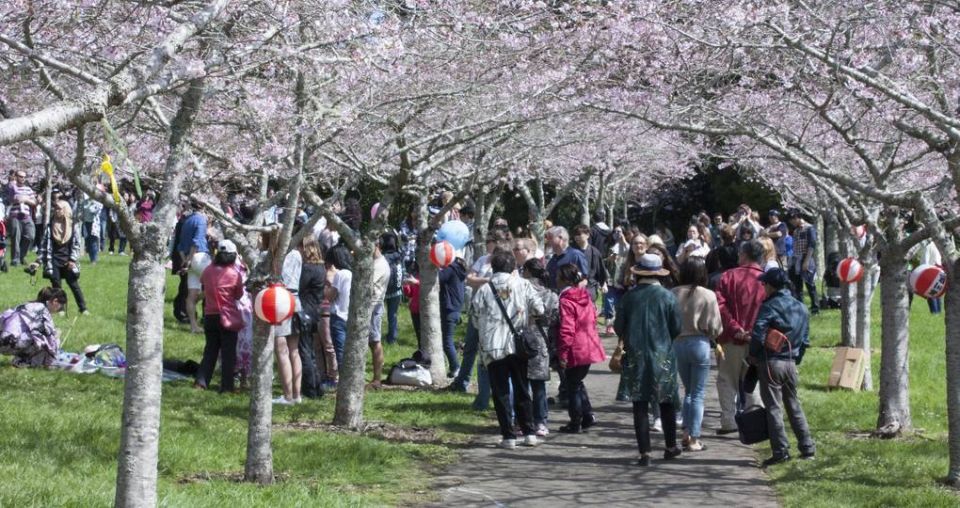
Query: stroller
[{"left": 0, "top": 219, "right": 7, "bottom": 273}]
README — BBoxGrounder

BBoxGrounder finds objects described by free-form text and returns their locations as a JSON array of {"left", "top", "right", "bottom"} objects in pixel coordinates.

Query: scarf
[{"left": 51, "top": 200, "right": 72, "bottom": 244}]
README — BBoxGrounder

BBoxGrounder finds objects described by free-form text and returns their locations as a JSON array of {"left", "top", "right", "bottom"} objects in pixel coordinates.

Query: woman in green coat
[{"left": 614, "top": 253, "right": 683, "bottom": 466}]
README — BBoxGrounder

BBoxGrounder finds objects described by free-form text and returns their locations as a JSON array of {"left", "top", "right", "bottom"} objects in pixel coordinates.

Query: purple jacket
[{"left": 0, "top": 302, "right": 59, "bottom": 366}]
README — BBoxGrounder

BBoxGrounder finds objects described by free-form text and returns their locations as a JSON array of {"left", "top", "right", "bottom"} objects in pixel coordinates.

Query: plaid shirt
[{"left": 792, "top": 222, "right": 817, "bottom": 272}]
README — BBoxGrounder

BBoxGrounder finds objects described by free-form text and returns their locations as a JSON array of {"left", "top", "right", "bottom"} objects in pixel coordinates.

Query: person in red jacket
[
  {"left": 556, "top": 264, "right": 608, "bottom": 433},
  {"left": 713, "top": 240, "right": 767, "bottom": 433},
  {"left": 401, "top": 264, "right": 422, "bottom": 350},
  {"left": 195, "top": 240, "right": 245, "bottom": 393}
]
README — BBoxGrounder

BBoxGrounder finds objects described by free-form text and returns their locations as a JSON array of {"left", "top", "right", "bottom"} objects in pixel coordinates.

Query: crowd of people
[{"left": 1, "top": 168, "right": 824, "bottom": 466}]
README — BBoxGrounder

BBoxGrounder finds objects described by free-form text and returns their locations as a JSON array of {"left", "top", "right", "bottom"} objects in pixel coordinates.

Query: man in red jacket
[{"left": 714, "top": 240, "right": 767, "bottom": 434}]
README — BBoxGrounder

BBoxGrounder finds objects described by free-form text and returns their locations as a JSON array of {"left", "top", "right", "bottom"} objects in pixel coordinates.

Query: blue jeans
[
  {"left": 473, "top": 364, "right": 492, "bottom": 410},
  {"left": 384, "top": 296, "right": 401, "bottom": 344},
  {"left": 82, "top": 222, "right": 100, "bottom": 263},
  {"left": 329, "top": 314, "right": 347, "bottom": 367},
  {"left": 930, "top": 297, "right": 943, "bottom": 314},
  {"left": 602, "top": 287, "right": 622, "bottom": 320},
  {"left": 441, "top": 310, "right": 461, "bottom": 373},
  {"left": 452, "top": 318, "right": 479, "bottom": 390},
  {"left": 673, "top": 336, "right": 711, "bottom": 438},
  {"left": 530, "top": 379, "right": 547, "bottom": 426}
]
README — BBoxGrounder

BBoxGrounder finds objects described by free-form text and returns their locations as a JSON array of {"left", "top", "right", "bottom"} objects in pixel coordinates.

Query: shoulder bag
[{"left": 488, "top": 281, "right": 538, "bottom": 360}]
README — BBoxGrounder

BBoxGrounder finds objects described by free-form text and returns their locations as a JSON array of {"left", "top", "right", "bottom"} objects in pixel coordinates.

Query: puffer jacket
[
  {"left": 527, "top": 282, "right": 558, "bottom": 381},
  {"left": 471, "top": 272, "right": 544, "bottom": 367},
  {"left": 556, "top": 286, "right": 607, "bottom": 368}
]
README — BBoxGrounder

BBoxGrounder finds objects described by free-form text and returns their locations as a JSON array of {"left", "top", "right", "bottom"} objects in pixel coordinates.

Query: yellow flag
[{"left": 100, "top": 154, "right": 121, "bottom": 205}]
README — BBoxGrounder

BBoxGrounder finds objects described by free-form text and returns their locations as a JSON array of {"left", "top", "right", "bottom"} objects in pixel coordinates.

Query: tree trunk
[
  {"left": 578, "top": 184, "right": 591, "bottom": 226},
  {"left": 113, "top": 250, "right": 166, "bottom": 508},
  {"left": 417, "top": 236, "right": 447, "bottom": 385},
  {"left": 839, "top": 232, "right": 858, "bottom": 347},
  {"left": 815, "top": 212, "right": 826, "bottom": 290},
  {"left": 529, "top": 211, "right": 546, "bottom": 248},
  {"left": 113, "top": 78, "right": 204, "bottom": 508},
  {"left": 333, "top": 246, "right": 377, "bottom": 427},
  {"left": 945, "top": 262, "right": 960, "bottom": 484},
  {"left": 876, "top": 251, "right": 911, "bottom": 435},
  {"left": 823, "top": 208, "right": 839, "bottom": 256},
  {"left": 855, "top": 262, "right": 877, "bottom": 391},
  {"left": 244, "top": 319, "right": 275, "bottom": 483}
]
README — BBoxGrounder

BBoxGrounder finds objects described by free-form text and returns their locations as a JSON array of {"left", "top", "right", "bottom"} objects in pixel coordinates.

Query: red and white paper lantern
[
  {"left": 910, "top": 264, "right": 948, "bottom": 299},
  {"left": 836, "top": 257, "right": 864, "bottom": 284},
  {"left": 254, "top": 283, "right": 295, "bottom": 324},
  {"left": 429, "top": 240, "right": 455, "bottom": 269}
]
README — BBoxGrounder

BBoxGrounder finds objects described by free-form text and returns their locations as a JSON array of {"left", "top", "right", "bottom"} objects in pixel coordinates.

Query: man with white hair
[{"left": 545, "top": 225, "right": 588, "bottom": 291}]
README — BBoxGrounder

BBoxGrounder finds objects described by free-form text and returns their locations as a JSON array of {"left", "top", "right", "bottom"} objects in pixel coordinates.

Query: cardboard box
[{"left": 828, "top": 347, "right": 866, "bottom": 391}]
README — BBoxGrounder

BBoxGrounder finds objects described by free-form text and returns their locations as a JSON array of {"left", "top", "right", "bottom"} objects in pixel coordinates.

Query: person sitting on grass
[{"left": 0, "top": 287, "right": 67, "bottom": 367}]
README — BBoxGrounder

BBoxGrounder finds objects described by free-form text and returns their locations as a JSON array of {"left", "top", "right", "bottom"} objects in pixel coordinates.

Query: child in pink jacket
[{"left": 556, "top": 264, "right": 607, "bottom": 433}]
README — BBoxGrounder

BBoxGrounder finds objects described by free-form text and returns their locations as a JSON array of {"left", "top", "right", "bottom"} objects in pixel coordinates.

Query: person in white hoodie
[{"left": 471, "top": 248, "right": 545, "bottom": 449}]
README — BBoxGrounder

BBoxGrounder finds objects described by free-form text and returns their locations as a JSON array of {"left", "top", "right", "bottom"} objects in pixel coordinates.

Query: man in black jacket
[
  {"left": 572, "top": 224, "right": 607, "bottom": 303},
  {"left": 749, "top": 268, "right": 816, "bottom": 467}
]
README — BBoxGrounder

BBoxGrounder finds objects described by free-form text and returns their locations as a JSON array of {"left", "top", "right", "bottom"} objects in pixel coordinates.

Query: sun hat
[
  {"left": 630, "top": 253, "right": 670, "bottom": 278},
  {"left": 218, "top": 239, "right": 238, "bottom": 254}
]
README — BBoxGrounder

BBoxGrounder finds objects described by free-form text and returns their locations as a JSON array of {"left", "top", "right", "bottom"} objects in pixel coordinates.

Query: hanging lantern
[
  {"left": 254, "top": 283, "right": 295, "bottom": 324},
  {"left": 836, "top": 257, "right": 864, "bottom": 284},
  {"left": 910, "top": 264, "right": 948, "bottom": 299},
  {"left": 429, "top": 240, "right": 455, "bottom": 269}
]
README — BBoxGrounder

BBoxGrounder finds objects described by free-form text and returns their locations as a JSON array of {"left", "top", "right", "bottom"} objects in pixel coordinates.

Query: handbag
[
  {"left": 735, "top": 377, "right": 769, "bottom": 445},
  {"left": 488, "top": 281, "right": 538, "bottom": 360},
  {"left": 608, "top": 340, "right": 624, "bottom": 373},
  {"left": 387, "top": 358, "right": 433, "bottom": 387},
  {"left": 765, "top": 327, "right": 791, "bottom": 353}
]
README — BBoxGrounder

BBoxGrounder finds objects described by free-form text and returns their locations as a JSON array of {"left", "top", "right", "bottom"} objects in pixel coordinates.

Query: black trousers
[
  {"left": 633, "top": 401, "right": 677, "bottom": 454},
  {"left": 564, "top": 365, "right": 593, "bottom": 424},
  {"left": 488, "top": 355, "right": 535, "bottom": 439},
  {"left": 49, "top": 263, "right": 87, "bottom": 313},
  {"left": 298, "top": 322, "right": 323, "bottom": 398},
  {"left": 197, "top": 315, "right": 238, "bottom": 392},
  {"left": 172, "top": 251, "right": 188, "bottom": 321}
]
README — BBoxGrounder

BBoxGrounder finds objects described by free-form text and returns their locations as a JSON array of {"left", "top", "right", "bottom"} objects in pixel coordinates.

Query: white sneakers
[
  {"left": 535, "top": 424, "right": 549, "bottom": 437},
  {"left": 272, "top": 396, "right": 294, "bottom": 406},
  {"left": 652, "top": 418, "right": 663, "bottom": 433},
  {"left": 499, "top": 435, "right": 538, "bottom": 448}
]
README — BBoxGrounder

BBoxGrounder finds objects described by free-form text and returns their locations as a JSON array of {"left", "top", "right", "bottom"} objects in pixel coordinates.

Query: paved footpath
[{"left": 430, "top": 333, "right": 780, "bottom": 508}]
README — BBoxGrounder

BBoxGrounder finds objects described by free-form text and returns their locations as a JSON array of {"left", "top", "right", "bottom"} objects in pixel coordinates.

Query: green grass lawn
[
  {"left": 0, "top": 254, "right": 487, "bottom": 507},
  {"left": 766, "top": 294, "right": 960, "bottom": 507}
]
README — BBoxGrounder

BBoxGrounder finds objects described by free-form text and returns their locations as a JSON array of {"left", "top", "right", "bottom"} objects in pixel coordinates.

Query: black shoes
[
  {"left": 558, "top": 423, "right": 584, "bottom": 434},
  {"left": 716, "top": 428, "right": 738, "bottom": 435},
  {"left": 581, "top": 414, "right": 598, "bottom": 429},
  {"left": 637, "top": 455, "right": 651, "bottom": 467},
  {"left": 800, "top": 452, "right": 816, "bottom": 460},
  {"left": 664, "top": 447, "right": 682, "bottom": 460},
  {"left": 761, "top": 454, "right": 791, "bottom": 467}
]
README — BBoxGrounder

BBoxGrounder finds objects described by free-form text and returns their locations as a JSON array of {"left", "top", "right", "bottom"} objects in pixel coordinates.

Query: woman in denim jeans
[
  {"left": 671, "top": 258, "right": 723, "bottom": 452},
  {"left": 324, "top": 244, "right": 353, "bottom": 368}
]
